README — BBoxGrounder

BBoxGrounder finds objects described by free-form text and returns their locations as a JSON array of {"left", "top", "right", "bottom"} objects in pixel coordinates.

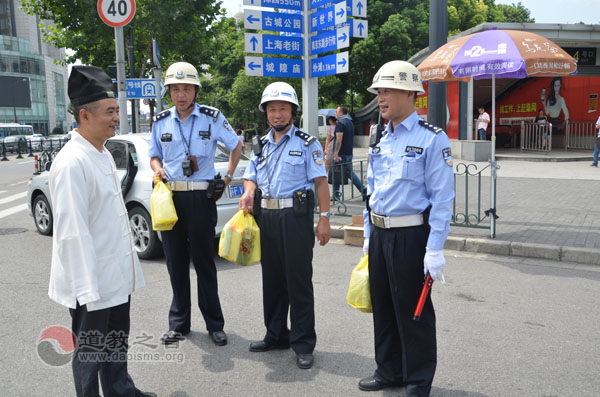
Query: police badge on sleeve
[
  {"left": 312, "top": 151, "right": 323, "bottom": 165},
  {"left": 442, "top": 147, "right": 453, "bottom": 167}
]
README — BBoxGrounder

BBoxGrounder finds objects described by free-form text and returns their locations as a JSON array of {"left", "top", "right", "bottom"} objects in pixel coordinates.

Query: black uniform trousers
[
  {"left": 369, "top": 224, "right": 436, "bottom": 397},
  {"left": 256, "top": 207, "right": 316, "bottom": 354},
  {"left": 69, "top": 299, "right": 137, "bottom": 397},
  {"left": 161, "top": 190, "right": 224, "bottom": 333}
]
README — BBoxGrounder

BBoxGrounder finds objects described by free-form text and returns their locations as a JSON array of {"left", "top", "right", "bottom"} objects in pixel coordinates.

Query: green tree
[
  {"left": 347, "top": 0, "right": 534, "bottom": 108},
  {"left": 491, "top": 2, "right": 535, "bottom": 23},
  {"left": 21, "top": 0, "right": 225, "bottom": 77}
]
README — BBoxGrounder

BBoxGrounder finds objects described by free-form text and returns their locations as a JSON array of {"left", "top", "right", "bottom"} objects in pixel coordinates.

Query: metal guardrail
[
  {"left": 451, "top": 162, "right": 496, "bottom": 236},
  {"left": 328, "top": 159, "right": 367, "bottom": 216},
  {"left": 521, "top": 121, "right": 552, "bottom": 152},
  {"left": 325, "top": 158, "right": 497, "bottom": 236},
  {"left": 565, "top": 121, "right": 596, "bottom": 151}
]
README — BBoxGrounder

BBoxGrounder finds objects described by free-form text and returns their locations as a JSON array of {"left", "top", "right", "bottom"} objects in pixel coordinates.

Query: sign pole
[
  {"left": 115, "top": 26, "right": 129, "bottom": 134},
  {"left": 302, "top": 0, "right": 318, "bottom": 138},
  {"left": 152, "top": 39, "right": 162, "bottom": 113}
]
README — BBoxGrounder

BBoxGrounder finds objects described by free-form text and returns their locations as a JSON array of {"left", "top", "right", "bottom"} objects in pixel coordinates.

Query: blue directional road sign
[
  {"left": 310, "top": 0, "right": 333, "bottom": 9},
  {"left": 245, "top": 56, "right": 303, "bottom": 78},
  {"left": 344, "top": 18, "right": 368, "bottom": 38},
  {"left": 245, "top": 33, "right": 302, "bottom": 56},
  {"left": 244, "top": 9, "right": 303, "bottom": 34},
  {"left": 243, "top": 0, "right": 302, "bottom": 11},
  {"left": 310, "top": 1, "right": 346, "bottom": 32},
  {"left": 113, "top": 79, "right": 166, "bottom": 99},
  {"left": 310, "top": 26, "right": 349, "bottom": 55},
  {"left": 339, "top": 0, "right": 367, "bottom": 18},
  {"left": 311, "top": 51, "right": 348, "bottom": 77}
]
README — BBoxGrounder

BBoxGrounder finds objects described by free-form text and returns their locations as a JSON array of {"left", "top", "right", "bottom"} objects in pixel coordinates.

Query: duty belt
[
  {"left": 370, "top": 213, "right": 424, "bottom": 229},
  {"left": 168, "top": 181, "right": 209, "bottom": 191},
  {"left": 261, "top": 198, "right": 293, "bottom": 210}
]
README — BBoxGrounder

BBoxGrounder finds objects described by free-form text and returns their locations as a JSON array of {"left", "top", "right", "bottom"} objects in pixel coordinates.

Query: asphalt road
[{"left": 1, "top": 155, "right": 600, "bottom": 396}]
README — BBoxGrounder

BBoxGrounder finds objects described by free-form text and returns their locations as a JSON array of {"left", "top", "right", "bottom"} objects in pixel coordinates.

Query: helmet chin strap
[{"left": 272, "top": 116, "right": 293, "bottom": 132}]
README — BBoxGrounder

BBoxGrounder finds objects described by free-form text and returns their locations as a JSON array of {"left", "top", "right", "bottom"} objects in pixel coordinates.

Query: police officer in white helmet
[
  {"left": 149, "top": 62, "right": 242, "bottom": 347},
  {"left": 239, "top": 82, "right": 331, "bottom": 370},
  {"left": 358, "top": 61, "right": 455, "bottom": 395}
]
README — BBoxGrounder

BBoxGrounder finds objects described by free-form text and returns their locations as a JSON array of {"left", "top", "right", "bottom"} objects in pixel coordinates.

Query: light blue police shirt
[
  {"left": 243, "top": 125, "right": 326, "bottom": 198},
  {"left": 148, "top": 104, "right": 239, "bottom": 181},
  {"left": 363, "top": 111, "right": 455, "bottom": 250}
]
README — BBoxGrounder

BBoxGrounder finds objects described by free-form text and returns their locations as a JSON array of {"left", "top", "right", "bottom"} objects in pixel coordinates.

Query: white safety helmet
[
  {"left": 368, "top": 61, "right": 425, "bottom": 95},
  {"left": 164, "top": 62, "right": 200, "bottom": 87},
  {"left": 259, "top": 82, "right": 299, "bottom": 112}
]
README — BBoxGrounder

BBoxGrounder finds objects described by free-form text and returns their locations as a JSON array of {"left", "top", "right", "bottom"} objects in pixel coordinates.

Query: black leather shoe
[
  {"left": 249, "top": 340, "right": 290, "bottom": 352},
  {"left": 358, "top": 376, "right": 391, "bottom": 391},
  {"left": 209, "top": 330, "right": 227, "bottom": 346},
  {"left": 160, "top": 330, "right": 187, "bottom": 345},
  {"left": 135, "top": 390, "right": 157, "bottom": 397},
  {"left": 296, "top": 353, "right": 313, "bottom": 369}
]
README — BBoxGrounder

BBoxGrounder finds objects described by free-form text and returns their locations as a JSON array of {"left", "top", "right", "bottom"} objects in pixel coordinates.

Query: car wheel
[
  {"left": 128, "top": 206, "right": 162, "bottom": 260},
  {"left": 33, "top": 194, "right": 53, "bottom": 236}
]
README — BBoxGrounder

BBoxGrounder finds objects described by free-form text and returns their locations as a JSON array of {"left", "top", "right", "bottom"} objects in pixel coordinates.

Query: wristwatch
[
  {"left": 224, "top": 173, "right": 233, "bottom": 180},
  {"left": 320, "top": 212, "right": 332, "bottom": 219}
]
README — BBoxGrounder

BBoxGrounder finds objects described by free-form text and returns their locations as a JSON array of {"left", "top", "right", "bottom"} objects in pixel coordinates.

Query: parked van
[{"left": 299, "top": 108, "right": 336, "bottom": 139}]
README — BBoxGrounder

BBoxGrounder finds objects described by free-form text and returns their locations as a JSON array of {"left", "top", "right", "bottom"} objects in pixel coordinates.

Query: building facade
[{"left": 0, "top": 0, "right": 69, "bottom": 135}]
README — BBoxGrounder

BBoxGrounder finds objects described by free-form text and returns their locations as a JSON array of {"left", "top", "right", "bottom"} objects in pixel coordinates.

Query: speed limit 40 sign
[{"left": 97, "top": 0, "right": 136, "bottom": 27}]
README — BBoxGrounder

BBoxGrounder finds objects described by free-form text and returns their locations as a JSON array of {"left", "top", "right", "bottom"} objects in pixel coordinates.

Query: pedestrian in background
[
  {"left": 149, "top": 61, "right": 242, "bottom": 347},
  {"left": 239, "top": 82, "right": 331, "bottom": 370},
  {"left": 48, "top": 65, "right": 153, "bottom": 397},
  {"left": 332, "top": 105, "right": 367, "bottom": 200},
  {"left": 236, "top": 128, "right": 245, "bottom": 154},
  {"left": 359, "top": 61, "right": 455, "bottom": 396},
  {"left": 535, "top": 109, "right": 548, "bottom": 150},
  {"left": 591, "top": 113, "right": 600, "bottom": 167},
  {"left": 476, "top": 106, "right": 490, "bottom": 140},
  {"left": 324, "top": 115, "right": 336, "bottom": 173}
]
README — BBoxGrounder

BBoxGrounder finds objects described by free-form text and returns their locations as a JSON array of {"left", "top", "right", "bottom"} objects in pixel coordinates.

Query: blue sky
[{"left": 220, "top": 0, "right": 599, "bottom": 25}]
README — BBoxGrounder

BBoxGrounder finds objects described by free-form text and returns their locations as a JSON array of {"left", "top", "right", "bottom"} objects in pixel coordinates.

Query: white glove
[
  {"left": 362, "top": 238, "right": 369, "bottom": 255},
  {"left": 424, "top": 248, "right": 445, "bottom": 281}
]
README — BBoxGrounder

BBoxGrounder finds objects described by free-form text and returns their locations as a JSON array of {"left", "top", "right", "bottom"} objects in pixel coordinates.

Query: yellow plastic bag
[
  {"left": 219, "top": 210, "right": 261, "bottom": 266},
  {"left": 150, "top": 180, "right": 178, "bottom": 231},
  {"left": 346, "top": 254, "right": 372, "bottom": 313}
]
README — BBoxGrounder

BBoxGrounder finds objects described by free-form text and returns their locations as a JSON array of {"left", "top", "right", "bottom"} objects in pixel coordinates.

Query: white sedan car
[{"left": 27, "top": 133, "right": 248, "bottom": 259}]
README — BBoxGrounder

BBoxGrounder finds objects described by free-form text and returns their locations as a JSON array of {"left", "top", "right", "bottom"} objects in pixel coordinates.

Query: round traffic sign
[{"left": 97, "top": 0, "right": 136, "bottom": 28}]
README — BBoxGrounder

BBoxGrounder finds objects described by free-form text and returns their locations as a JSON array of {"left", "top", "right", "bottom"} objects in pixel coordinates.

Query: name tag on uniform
[
  {"left": 405, "top": 146, "right": 423, "bottom": 154},
  {"left": 289, "top": 150, "right": 302, "bottom": 157},
  {"left": 198, "top": 130, "right": 211, "bottom": 140},
  {"left": 161, "top": 133, "right": 172, "bottom": 142}
]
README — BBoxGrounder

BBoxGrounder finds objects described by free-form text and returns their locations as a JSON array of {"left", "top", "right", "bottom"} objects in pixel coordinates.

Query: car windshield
[{"left": 216, "top": 144, "right": 249, "bottom": 162}]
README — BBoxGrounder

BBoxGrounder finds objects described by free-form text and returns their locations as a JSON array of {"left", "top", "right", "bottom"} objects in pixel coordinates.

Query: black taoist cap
[{"left": 68, "top": 65, "right": 116, "bottom": 107}]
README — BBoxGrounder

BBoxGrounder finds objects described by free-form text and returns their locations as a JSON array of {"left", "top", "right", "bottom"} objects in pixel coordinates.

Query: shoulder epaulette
[
  {"left": 419, "top": 120, "right": 444, "bottom": 134},
  {"left": 295, "top": 129, "right": 317, "bottom": 146},
  {"left": 260, "top": 135, "right": 268, "bottom": 145},
  {"left": 199, "top": 105, "right": 220, "bottom": 121},
  {"left": 153, "top": 109, "right": 170, "bottom": 122}
]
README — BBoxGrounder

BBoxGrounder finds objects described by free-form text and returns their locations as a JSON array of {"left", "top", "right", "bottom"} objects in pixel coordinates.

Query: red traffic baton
[{"left": 413, "top": 273, "right": 434, "bottom": 321}]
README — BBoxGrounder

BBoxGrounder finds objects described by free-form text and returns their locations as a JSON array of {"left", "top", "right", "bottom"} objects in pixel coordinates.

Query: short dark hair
[
  {"left": 339, "top": 106, "right": 349, "bottom": 115},
  {"left": 73, "top": 102, "right": 100, "bottom": 125}
]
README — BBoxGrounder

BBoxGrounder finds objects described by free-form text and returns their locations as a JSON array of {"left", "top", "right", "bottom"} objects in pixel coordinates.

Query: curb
[{"left": 327, "top": 226, "right": 600, "bottom": 267}]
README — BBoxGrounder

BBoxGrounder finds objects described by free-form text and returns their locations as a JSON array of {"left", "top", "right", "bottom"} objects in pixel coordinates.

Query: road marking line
[
  {"left": 0, "top": 191, "right": 27, "bottom": 205},
  {"left": 0, "top": 203, "right": 27, "bottom": 219},
  {"left": 8, "top": 180, "right": 29, "bottom": 186}
]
